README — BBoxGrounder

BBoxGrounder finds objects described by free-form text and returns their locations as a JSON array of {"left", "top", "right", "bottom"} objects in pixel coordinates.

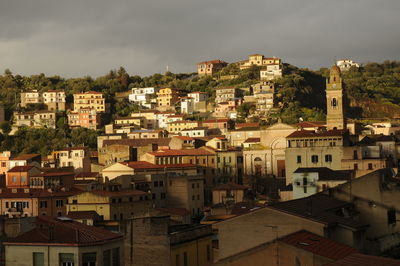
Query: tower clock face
[{"left": 332, "top": 84, "right": 337, "bottom": 89}]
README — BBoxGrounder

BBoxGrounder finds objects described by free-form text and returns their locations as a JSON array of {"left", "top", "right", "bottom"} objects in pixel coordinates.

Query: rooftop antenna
[{"left": 166, "top": 65, "right": 169, "bottom": 72}]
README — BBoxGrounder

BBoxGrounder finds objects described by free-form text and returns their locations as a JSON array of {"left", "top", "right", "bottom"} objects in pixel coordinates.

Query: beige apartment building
[
  {"left": 239, "top": 54, "right": 282, "bottom": 70},
  {"left": 20, "top": 90, "right": 42, "bottom": 107},
  {"left": 215, "top": 87, "right": 238, "bottom": 103},
  {"left": 42, "top": 90, "right": 66, "bottom": 111},
  {"left": 73, "top": 91, "right": 105, "bottom": 112},
  {"left": 58, "top": 147, "right": 91, "bottom": 173},
  {"left": 167, "top": 120, "right": 199, "bottom": 133},
  {"left": 197, "top": 60, "right": 228, "bottom": 76},
  {"left": 13, "top": 111, "right": 56, "bottom": 129}
]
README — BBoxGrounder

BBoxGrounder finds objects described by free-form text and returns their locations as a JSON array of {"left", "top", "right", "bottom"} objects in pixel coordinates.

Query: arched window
[{"left": 254, "top": 157, "right": 262, "bottom": 162}]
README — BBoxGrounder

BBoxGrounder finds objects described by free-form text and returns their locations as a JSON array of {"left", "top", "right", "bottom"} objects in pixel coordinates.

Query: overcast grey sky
[{"left": 0, "top": 0, "right": 399, "bottom": 77}]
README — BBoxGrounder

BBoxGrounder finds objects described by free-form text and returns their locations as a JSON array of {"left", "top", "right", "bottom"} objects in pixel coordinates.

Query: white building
[
  {"left": 180, "top": 97, "right": 194, "bottom": 114},
  {"left": 336, "top": 59, "right": 359, "bottom": 72},
  {"left": 42, "top": 90, "right": 66, "bottom": 111},
  {"left": 292, "top": 167, "right": 352, "bottom": 199},
  {"left": 181, "top": 127, "right": 208, "bottom": 137},
  {"left": 58, "top": 147, "right": 91, "bottom": 173},
  {"left": 128, "top": 87, "right": 159, "bottom": 107},
  {"left": 260, "top": 64, "right": 282, "bottom": 81}
]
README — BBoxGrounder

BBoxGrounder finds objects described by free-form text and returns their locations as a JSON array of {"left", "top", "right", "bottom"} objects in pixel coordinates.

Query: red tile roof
[
  {"left": 279, "top": 230, "right": 357, "bottom": 260},
  {"left": 7, "top": 165, "right": 36, "bottom": 172},
  {"left": 244, "top": 137, "right": 260, "bottom": 143},
  {"left": 122, "top": 161, "right": 197, "bottom": 170},
  {"left": 286, "top": 129, "right": 348, "bottom": 139},
  {"left": 74, "top": 91, "right": 103, "bottom": 95},
  {"left": 147, "top": 149, "right": 214, "bottom": 157},
  {"left": 324, "top": 253, "right": 400, "bottom": 266},
  {"left": 87, "top": 189, "right": 147, "bottom": 197},
  {"left": 236, "top": 122, "right": 260, "bottom": 128},
  {"left": 296, "top": 121, "right": 326, "bottom": 128},
  {"left": 4, "top": 216, "right": 122, "bottom": 246},
  {"left": 202, "top": 118, "right": 230, "bottom": 123},
  {"left": 103, "top": 138, "right": 171, "bottom": 147}
]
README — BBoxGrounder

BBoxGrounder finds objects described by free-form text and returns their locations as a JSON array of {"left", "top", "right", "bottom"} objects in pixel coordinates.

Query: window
[
  {"left": 154, "top": 181, "right": 158, "bottom": 187},
  {"left": 311, "top": 155, "right": 318, "bottom": 163},
  {"left": 59, "top": 253, "right": 74, "bottom": 266},
  {"left": 368, "top": 163, "right": 373, "bottom": 170},
  {"left": 159, "top": 181, "right": 163, "bottom": 187},
  {"left": 297, "top": 156, "right": 301, "bottom": 164},
  {"left": 325, "top": 154, "right": 332, "bottom": 162},
  {"left": 40, "top": 201, "right": 48, "bottom": 208},
  {"left": 354, "top": 164, "right": 358, "bottom": 170},
  {"left": 12, "top": 176, "right": 17, "bottom": 183},
  {"left": 82, "top": 252, "right": 96, "bottom": 266},
  {"left": 388, "top": 209, "right": 396, "bottom": 225},
  {"left": 353, "top": 150, "right": 358, "bottom": 160},
  {"left": 33, "top": 252, "right": 44, "bottom": 266},
  {"left": 21, "top": 176, "right": 26, "bottom": 183},
  {"left": 56, "top": 199, "right": 64, "bottom": 207},
  {"left": 161, "top": 193, "right": 166, "bottom": 199}
]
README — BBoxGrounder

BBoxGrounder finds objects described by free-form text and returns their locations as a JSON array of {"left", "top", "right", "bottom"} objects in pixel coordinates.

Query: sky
[{"left": 0, "top": 0, "right": 399, "bottom": 78}]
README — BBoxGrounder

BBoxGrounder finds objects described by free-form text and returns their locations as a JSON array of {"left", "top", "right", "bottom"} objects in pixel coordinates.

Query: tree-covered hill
[{"left": 1, "top": 60, "right": 400, "bottom": 155}]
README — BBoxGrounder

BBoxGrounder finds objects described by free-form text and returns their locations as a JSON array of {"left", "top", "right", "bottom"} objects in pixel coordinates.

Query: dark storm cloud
[{"left": 0, "top": 0, "right": 399, "bottom": 77}]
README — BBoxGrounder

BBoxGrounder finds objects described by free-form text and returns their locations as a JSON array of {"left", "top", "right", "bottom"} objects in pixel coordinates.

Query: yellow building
[
  {"left": 66, "top": 189, "right": 151, "bottom": 220},
  {"left": 156, "top": 87, "right": 180, "bottom": 111},
  {"left": 73, "top": 91, "right": 105, "bottom": 112},
  {"left": 167, "top": 120, "right": 199, "bottom": 133}
]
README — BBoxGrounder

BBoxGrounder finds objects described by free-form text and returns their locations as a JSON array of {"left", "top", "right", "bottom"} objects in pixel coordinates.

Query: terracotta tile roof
[
  {"left": 4, "top": 216, "right": 122, "bottom": 246},
  {"left": 7, "top": 165, "right": 36, "bottom": 172},
  {"left": 103, "top": 138, "right": 171, "bottom": 147},
  {"left": 296, "top": 121, "right": 326, "bottom": 128},
  {"left": 279, "top": 230, "right": 357, "bottom": 260},
  {"left": 269, "top": 194, "right": 368, "bottom": 230},
  {"left": 236, "top": 122, "right": 260, "bottom": 128},
  {"left": 213, "top": 183, "right": 249, "bottom": 191},
  {"left": 122, "top": 161, "right": 197, "bottom": 170},
  {"left": 202, "top": 118, "right": 230, "bottom": 123},
  {"left": 188, "top": 91, "right": 208, "bottom": 94},
  {"left": 244, "top": 137, "right": 261, "bottom": 143},
  {"left": 181, "top": 127, "right": 208, "bottom": 131},
  {"left": 229, "top": 127, "right": 260, "bottom": 132},
  {"left": 286, "top": 129, "right": 348, "bottom": 139},
  {"left": 11, "top": 154, "right": 41, "bottom": 160},
  {"left": 168, "top": 120, "right": 198, "bottom": 125},
  {"left": 147, "top": 149, "right": 214, "bottom": 157},
  {"left": 324, "top": 253, "right": 400, "bottom": 266}
]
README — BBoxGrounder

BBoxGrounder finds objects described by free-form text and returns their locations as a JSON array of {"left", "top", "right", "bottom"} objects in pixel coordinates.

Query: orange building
[
  {"left": 6, "top": 166, "right": 41, "bottom": 188},
  {"left": 67, "top": 107, "right": 101, "bottom": 130},
  {"left": 197, "top": 60, "right": 228, "bottom": 76}
]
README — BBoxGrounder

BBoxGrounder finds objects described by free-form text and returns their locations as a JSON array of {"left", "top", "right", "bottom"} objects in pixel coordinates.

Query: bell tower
[{"left": 326, "top": 65, "right": 346, "bottom": 130}]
